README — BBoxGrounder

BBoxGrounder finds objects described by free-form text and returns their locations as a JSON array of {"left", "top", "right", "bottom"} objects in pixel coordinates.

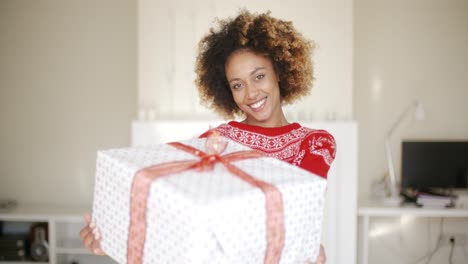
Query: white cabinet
[{"left": 0, "top": 205, "right": 115, "bottom": 264}]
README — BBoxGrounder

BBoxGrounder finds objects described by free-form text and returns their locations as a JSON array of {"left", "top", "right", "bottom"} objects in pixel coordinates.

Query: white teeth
[{"left": 250, "top": 98, "right": 266, "bottom": 109}]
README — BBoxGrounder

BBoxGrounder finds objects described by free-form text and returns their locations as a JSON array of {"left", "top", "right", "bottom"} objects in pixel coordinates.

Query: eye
[
  {"left": 232, "top": 83, "right": 242, "bottom": 90},
  {"left": 255, "top": 74, "right": 265, "bottom": 80}
]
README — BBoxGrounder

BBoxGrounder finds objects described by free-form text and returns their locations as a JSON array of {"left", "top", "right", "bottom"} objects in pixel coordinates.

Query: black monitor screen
[{"left": 401, "top": 141, "right": 468, "bottom": 190}]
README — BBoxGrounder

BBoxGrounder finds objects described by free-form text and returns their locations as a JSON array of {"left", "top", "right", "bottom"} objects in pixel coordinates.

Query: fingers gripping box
[{"left": 92, "top": 137, "right": 326, "bottom": 264}]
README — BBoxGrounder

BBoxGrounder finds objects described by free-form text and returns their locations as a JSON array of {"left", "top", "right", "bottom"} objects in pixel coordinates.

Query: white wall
[
  {"left": 354, "top": 1, "right": 468, "bottom": 263},
  {"left": 0, "top": 0, "right": 137, "bottom": 207},
  {"left": 138, "top": 0, "right": 353, "bottom": 121},
  {"left": 355, "top": 0, "right": 468, "bottom": 201}
]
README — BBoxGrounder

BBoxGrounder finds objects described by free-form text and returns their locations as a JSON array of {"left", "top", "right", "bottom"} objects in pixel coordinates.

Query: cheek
[
  {"left": 262, "top": 78, "right": 280, "bottom": 94},
  {"left": 231, "top": 91, "right": 245, "bottom": 106}
]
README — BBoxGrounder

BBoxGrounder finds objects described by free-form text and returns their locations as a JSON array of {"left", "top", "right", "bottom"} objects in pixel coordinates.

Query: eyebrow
[{"left": 228, "top": 67, "right": 266, "bottom": 83}]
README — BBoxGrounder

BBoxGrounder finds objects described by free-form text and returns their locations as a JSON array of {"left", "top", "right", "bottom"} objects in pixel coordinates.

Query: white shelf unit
[
  {"left": 0, "top": 205, "right": 115, "bottom": 264},
  {"left": 358, "top": 199, "right": 468, "bottom": 264}
]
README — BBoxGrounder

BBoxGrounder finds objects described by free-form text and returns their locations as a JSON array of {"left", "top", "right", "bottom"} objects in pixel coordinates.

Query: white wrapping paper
[{"left": 92, "top": 137, "right": 326, "bottom": 264}]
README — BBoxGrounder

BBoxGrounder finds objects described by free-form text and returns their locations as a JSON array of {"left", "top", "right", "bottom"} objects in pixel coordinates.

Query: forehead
[{"left": 225, "top": 49, "right": 274, "bottom": 76}]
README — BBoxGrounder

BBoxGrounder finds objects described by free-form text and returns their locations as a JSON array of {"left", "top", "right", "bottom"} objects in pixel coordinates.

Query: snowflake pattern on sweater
[{"left": 200, "top": 121, "right": 336, "bottom": 179}]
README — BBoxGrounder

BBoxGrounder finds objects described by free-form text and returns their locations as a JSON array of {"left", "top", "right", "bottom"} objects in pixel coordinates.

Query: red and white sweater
[{"left": 200, "top": 121, "right": 336, "bottom": 179}]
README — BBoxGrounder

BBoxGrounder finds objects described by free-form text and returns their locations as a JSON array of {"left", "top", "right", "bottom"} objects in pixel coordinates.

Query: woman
[
  {"left": 196, "top": 10, "right": 335, "bottom": 180},
  {"left": 81, "top": 10, "right": 335, "bottom": 264}
]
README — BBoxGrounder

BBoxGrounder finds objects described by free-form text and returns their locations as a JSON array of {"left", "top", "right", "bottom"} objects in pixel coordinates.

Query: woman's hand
[
  {"left": 79, "top": 213, "right": 105, "bottom": 255},
  {"left": 305, "top": 244, "right": 326, "bottom": 264},
  {"left": 316, "top": 244, "right": 326, "bottom": 264}
]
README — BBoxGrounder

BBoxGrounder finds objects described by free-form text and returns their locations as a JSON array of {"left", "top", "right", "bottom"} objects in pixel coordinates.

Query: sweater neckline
[{"left": 227, "top": 121, "right": 301, "bottom": 136}]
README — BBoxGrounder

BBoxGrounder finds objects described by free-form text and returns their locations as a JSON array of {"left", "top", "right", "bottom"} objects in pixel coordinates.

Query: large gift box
[{"left": 92, "top": 136, "right": 327, "bottom": 264}]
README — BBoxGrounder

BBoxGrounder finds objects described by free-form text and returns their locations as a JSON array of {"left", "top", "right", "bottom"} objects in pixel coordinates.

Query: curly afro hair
[{"left": 195, "top": 10, "right": 315, "bottom": 119}]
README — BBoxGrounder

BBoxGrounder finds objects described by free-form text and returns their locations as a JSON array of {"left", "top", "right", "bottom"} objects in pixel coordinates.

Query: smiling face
[{"left": 225, "top": 49, "right": 288, "bottom": 127}]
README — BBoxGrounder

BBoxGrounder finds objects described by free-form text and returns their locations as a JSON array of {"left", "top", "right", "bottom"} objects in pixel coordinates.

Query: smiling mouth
[{"left": 249, "top": 97, "right": 267, "bottom": 111}]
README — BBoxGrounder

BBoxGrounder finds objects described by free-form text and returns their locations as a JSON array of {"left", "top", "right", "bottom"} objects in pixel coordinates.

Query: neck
[{"left": 243, "top": 112, "right": 289, "bottom": 128}]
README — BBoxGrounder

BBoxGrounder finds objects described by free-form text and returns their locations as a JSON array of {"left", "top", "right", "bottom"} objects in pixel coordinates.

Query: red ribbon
[{"left": 127, "top": 141, "right": 285, "bottom": 264}]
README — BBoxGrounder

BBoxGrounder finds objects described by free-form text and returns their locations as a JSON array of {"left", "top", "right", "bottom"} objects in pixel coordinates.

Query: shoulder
[
  {"left": 304, "top": 129, "right": 335, "bottom": 143},
  {"left": 293, "top": 126, "right": 335, "bottom": 144},
  {"left": 299, "top": 128, "right": 336, "bottom": 161},
  {"left": 291, "top": 126, "right": 337, "bottom": 178},
  {"left": 303, "top": 129, "right": 336, "bottom": 151}
]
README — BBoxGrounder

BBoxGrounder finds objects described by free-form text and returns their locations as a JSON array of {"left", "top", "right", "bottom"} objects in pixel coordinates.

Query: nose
[{"left": 245, "top": 81, "right": 259, "bottom": 100}]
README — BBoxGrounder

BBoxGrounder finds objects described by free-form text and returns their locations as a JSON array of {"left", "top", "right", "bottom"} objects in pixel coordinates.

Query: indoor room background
[{"left": 1, "top": 0, "right": 467, "bottom": 263}]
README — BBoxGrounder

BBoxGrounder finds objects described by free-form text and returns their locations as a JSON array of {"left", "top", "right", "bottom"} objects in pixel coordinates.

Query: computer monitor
[{"left": 401, "top": 141, "right": 468, "bottom": 190}]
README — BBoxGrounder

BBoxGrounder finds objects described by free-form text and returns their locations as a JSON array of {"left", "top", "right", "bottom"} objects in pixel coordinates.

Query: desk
[{"left": 358, "top": 200, "right": 468, "bottom": 264}]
